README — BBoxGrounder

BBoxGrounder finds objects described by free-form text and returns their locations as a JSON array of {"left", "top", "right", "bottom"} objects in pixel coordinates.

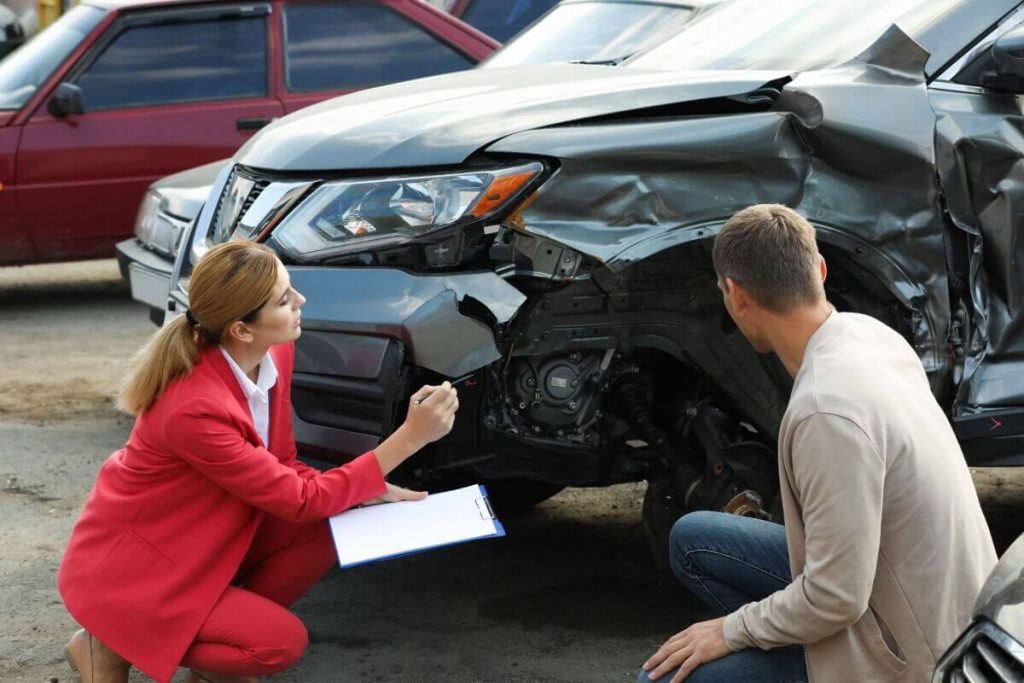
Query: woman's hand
[
  {"left": 372, "top": 382, "right": 459, "bottom": 476},
  {"left": 361, "top": 482, "right": 428, "bottom": 506},
  {"left": 402, "top": 382, "right": 459, "bottom": 446}
]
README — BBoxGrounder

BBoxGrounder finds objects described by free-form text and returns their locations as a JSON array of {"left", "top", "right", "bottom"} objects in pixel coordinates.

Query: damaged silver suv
[{"left": 171, "top": 0, "right": 1024, "bottom": 539}]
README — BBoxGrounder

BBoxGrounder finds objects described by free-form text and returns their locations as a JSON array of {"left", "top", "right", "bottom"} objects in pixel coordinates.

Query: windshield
[
  {"left": 483, "top": 2, "right": 697, "bottom": 68},
  {"left": 461, "top": 0, "right": 556, "bottom": 43},
  {"left": 0, "top": 5, "right": 104, "bottom": 110},
  {"left": 629, "top": 0, "right": 967, "bottom": 72}
]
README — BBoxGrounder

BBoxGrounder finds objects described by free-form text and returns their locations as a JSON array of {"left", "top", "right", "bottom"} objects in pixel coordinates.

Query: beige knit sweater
[{"left": 723, "top": 311, "right": 996, "bottom": 682}]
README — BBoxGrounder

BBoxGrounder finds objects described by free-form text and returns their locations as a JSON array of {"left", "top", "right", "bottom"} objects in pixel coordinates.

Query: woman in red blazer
[{"left": 58, "top": 242, "right": 458, "bottom": 683}]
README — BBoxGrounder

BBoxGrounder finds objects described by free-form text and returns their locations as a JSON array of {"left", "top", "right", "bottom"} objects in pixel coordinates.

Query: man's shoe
[
  {"left": 63, "top": 629, "right": 130, "bottom": 683},
  {"left": 186, "top": 670, "right": 262, "bottom": 683}
]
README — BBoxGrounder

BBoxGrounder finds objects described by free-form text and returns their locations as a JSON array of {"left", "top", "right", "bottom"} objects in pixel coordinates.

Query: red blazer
[{"left": 57, "top": 342, "right": 386, "bottom": 683}]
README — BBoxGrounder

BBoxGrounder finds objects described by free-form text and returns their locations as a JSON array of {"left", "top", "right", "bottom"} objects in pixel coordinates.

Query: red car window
[
  {"left": 282, "top": 1, "right": 473, "bottom": 92},
  {"left": 76, "top": 13, "right": 269, "bottom": 110}
]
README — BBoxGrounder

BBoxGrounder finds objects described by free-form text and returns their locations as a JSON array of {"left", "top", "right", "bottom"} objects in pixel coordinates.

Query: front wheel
[{"left": 642, "top": 479, "right": 685, "bottom": 576}]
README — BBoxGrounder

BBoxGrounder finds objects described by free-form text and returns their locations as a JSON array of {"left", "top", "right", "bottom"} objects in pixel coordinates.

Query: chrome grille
[
  {"left": 934, "top": 621, "right": 1024, "bottom": 683},
  {"left": 210, "top": 167, "right": 270, "bottom": 244}
]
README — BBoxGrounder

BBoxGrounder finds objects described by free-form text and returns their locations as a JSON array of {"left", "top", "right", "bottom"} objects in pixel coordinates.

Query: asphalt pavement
[{"left": 1, "top": 260, "right": 1021, "bottom": 683}]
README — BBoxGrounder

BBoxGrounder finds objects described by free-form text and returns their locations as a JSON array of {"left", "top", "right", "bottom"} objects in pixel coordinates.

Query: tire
[
  {"left": 642, "top": 479, "right": 685, "bottom": 576},
  {"left": 481, "top": 478, "right": 565, "bottom": 515}
]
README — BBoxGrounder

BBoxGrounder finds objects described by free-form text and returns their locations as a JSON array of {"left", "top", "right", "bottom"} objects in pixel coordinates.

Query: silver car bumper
[{"left": 115, "top": 238, "right": 174, "bottom": 313}]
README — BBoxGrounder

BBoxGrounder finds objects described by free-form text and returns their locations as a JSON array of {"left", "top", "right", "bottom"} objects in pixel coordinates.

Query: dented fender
[{"left": 488, "top": 26, "right": 951, "bottom": 393}]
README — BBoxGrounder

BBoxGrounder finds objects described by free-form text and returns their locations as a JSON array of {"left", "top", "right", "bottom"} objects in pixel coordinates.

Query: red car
[{"left": 0, "top": 0, "right": 496, "bottom": 266}]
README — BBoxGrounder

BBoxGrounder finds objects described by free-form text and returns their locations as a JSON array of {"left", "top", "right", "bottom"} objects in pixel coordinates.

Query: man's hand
[
  {"left": 361, "top": 482, "right": 428, "bottom": 506},
  {"left": 642, "top": 617, "right": 731, "bottom": 682}
]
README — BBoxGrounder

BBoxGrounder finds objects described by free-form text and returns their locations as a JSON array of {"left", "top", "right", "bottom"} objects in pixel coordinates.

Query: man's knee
[
  {"left": 671, "top": 511, "right": 724, "bottom": 544},
  {"left": 669, "top": 511, "right": 724, "bottom": 579}
]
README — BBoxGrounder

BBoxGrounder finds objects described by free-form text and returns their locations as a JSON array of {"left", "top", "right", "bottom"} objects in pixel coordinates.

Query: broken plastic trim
[{"left": 287, "top": 266, "right": 526, "bottom": 378}]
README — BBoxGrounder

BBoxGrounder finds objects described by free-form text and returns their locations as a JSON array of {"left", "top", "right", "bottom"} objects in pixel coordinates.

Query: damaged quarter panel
[
  {"left": 935, "top": 88, "right": 1024, "bottom": 410},
  {"left": 929, "top": 4, "right": 1024, "bottom": 462}
]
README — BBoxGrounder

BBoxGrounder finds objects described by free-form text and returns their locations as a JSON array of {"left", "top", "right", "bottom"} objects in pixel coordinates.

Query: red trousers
[{"left": 179, "top": 515, "right": 336, "bottom": 675}]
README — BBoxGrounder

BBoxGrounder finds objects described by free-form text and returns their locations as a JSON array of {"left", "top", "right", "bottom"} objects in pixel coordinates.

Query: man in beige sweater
[{"left": 639, "top": 205, "right": 996, "bottom": 683}]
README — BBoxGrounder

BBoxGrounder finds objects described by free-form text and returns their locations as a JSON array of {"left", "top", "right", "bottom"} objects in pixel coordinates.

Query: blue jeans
[{"left": 637, "top": 511, "right": 808, "bottom": 683}]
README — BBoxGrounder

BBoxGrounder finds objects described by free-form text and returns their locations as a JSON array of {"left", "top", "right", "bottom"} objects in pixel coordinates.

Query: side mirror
[
  {"left": 48, "top": 82, "right": 85, "bottom": 118},
  {"left": 985, "top": 24, "right": 1024, "bottom": 92}
]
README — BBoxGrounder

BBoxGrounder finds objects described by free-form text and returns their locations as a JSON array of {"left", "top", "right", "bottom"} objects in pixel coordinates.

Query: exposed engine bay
[
  {"left": 485, "top": 346, "right": 777, "bottom": 519},
  {"left": 399, "top": 228, "right": 913, "bottom": 546}
]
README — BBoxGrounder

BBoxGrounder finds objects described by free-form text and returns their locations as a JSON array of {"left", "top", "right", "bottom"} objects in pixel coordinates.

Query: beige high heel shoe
[
  {"left": 185, "top": 670, "right": 262, "bottom": 683},
  {"left": 63, "top": 629, "right": 130, "bottom": 683}
]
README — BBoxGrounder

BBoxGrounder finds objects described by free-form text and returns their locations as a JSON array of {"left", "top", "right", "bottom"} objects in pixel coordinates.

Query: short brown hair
[{"left": 712, "top": 204, "right": 823, "bottom": 312}]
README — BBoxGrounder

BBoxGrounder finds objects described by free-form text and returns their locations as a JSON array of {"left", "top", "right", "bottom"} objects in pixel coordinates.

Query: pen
[{"left": 414, "top": 374, "right": 473, "bottom": 404}]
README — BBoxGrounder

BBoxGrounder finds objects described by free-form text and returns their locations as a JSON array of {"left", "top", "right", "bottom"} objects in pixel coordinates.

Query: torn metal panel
[
  {"left": 287, "top": 266, "right": 526, "bottom": 377},
  {"left": 489, "top": 26, "right": 950, "bottom": 393},
  {"left": 933, "top": 87, "right": 1024, "bottom": 409},
  {"left": 403, "top": 289, "right": 504, "bottom": 377}
]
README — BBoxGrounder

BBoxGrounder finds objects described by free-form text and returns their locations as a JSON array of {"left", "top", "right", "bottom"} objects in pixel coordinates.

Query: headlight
[
  {"left": 134, "top": 191, "right": 162, "bottom": 245},
  {"left": 134, "top": 190, "right": 188, "bottom": 258},
  {"left": 270, "top": 162, "right": 543, "bottom": 261}
]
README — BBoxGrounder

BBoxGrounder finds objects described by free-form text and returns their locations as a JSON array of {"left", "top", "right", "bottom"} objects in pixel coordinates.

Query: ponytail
[
  {"left": 116, "top": 241, "right": 279, "bottom": 415},
  {"left": 117, "top": 314, "right": 202, "bottom": 415}
]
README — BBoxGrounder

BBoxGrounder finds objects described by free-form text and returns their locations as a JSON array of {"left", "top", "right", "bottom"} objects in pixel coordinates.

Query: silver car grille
[
  {"left": 210, "top": 167, "right": 270, "bottom": 244},
  {"left": 208, "top": 166, "right": 312, "bottom": 245},
  {"left": 934, "top": 620, "right": 1024, "bottom": 683}
]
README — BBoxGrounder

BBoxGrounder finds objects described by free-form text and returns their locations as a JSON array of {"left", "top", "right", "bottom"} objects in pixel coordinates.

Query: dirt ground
[{"left": 1, "top": 260, "right": 1022, "bottom": 683}]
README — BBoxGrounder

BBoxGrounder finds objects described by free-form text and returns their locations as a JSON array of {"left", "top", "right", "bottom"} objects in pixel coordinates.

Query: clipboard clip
[{"left": 475, "top": 495, "right": 496, "bottom": 521}]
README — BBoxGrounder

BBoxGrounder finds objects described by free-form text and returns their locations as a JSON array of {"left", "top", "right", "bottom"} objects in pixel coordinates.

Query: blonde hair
[
  {"left": 118, "top": 241, "right": 279, "bottom": 415},
  {"left": 712, "top": 204, "right": 824, "bottom": 313}
]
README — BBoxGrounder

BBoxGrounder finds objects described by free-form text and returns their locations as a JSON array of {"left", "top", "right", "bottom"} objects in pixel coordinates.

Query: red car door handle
[{"left": 237, "top": 117, "right": 271, "bottom": 131}]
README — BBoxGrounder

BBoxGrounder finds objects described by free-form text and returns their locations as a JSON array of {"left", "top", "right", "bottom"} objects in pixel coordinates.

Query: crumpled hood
[{"left": 235, "top": 64, "right": 787, "bottom": 172}]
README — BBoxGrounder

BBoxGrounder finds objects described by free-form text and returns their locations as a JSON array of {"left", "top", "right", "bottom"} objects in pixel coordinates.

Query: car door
[
  {"left": 276, "top": 0, "right": 481, "bottom": 115},
  {"left": 16, "top": 3, "right": 284, "bottom": 263}
]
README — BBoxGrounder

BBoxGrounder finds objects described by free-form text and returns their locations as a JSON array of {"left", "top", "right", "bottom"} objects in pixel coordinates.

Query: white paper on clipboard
[{"left": 328, "top": 484, "right": 505, "bottom": 568}]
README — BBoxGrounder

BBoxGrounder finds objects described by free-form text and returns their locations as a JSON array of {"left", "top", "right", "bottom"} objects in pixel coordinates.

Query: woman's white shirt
[{"left": 219, "top": 347, "right": 278, "bottom": 447}]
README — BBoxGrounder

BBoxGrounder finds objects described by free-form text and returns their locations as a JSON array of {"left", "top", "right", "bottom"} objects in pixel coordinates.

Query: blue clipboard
[{"left": 329, "top": 484, "right": 506, "bottom": 569}]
